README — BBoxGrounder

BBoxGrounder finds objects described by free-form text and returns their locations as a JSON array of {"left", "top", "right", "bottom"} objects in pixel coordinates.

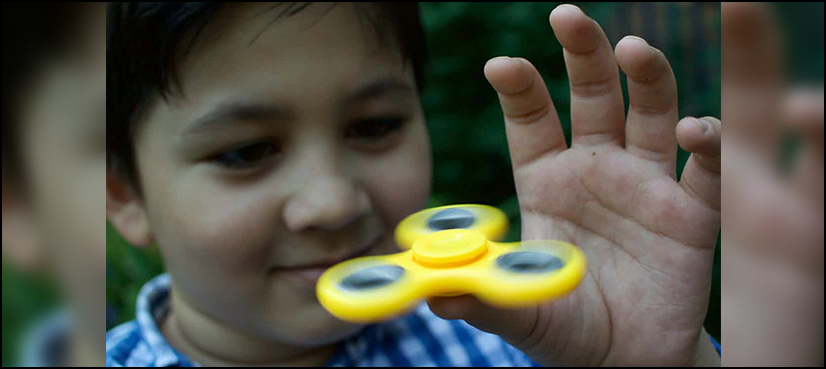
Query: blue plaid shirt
[
  {"left": 106, "top": 274, "right": 721, "bottom": 367},
  {"left": 106, "top": 274, "right": 539, "bottom": 367}
]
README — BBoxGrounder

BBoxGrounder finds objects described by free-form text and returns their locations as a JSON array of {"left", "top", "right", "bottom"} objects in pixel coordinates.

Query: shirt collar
[
  {"left": 133, "top": 274, "right": 195, "bottom": 367},
  {"left": 134, "top": 273, "right": 378, "bottom": 367}
]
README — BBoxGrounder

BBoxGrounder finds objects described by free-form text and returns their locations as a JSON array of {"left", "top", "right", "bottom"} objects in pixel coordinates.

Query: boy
[
  {"left": 106, "top": 3, "right": 721, "bottom": 366},
  {"left": 2, "top": 2, "right": 106, "bottom": 366}
]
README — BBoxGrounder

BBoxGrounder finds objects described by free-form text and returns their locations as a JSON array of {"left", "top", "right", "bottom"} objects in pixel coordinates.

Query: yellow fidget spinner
[{"left": 317, "top": 204, "right": 587, "bottom": 323}]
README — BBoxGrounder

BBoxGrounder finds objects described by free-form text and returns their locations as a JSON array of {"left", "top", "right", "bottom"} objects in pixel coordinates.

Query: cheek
[
  {"left": 134, "top": 126, "right": 273, "bottom": 278},
  {"left": 144, "top": 173, "right": 285, "bottom": 320},
  {"left": 364, "top": 121, "right": 432, "bottom": 227},
  {"left": 152, "top": 178, "right": 277, "bottom": 277}
]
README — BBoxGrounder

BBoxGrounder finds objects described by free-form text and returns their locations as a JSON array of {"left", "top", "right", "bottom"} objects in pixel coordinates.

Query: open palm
[{"left": 429, "top": 5, "right": 721, "bottom": 366}]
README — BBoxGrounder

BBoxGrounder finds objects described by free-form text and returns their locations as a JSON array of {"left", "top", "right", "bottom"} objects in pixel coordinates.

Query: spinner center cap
[{"left": 412, "top": 229, "right": 487, "bottom": 267}]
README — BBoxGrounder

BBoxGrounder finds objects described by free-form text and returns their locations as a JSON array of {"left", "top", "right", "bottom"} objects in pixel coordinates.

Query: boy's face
[
  {"left": 10, "top": 3, "right": 106, "bottom": 334},
  {"left": 119, "top": 3, "right": 431, "bottom": 345}
]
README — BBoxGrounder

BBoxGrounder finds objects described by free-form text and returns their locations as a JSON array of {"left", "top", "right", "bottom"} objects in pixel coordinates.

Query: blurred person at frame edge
[
  {"left": 2, "top": 2, "right": 106, "bottom": 367},
  {"left": 721, "top": 2, "right": 825, "bottom": 367}
]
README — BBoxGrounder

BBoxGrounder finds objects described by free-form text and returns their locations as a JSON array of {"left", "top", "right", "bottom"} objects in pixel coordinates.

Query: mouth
[{"left": 273, "top": 234, "right": 383, "bottom": 283}]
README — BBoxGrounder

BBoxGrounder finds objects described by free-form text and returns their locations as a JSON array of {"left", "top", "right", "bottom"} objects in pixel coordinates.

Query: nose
[{"left": 282, "top": 172, "right": 372, "bottom": 233}]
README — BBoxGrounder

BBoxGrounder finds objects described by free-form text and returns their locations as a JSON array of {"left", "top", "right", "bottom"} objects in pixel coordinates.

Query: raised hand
[{"left": 429, "top": 4, "right": 721, "bottom": 366}]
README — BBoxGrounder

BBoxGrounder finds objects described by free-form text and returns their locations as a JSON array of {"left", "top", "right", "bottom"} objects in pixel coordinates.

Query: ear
[
  {"left": 106, "top": 173, "right": 153, "bottom": 247},
  {"left": 2, "top": 179, "right": 46, "bottom": 271}
]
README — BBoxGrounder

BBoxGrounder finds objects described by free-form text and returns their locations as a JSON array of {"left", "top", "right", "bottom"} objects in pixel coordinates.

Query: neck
[{"left": 162, "top": 287, "right": 337, "bottom": 367}]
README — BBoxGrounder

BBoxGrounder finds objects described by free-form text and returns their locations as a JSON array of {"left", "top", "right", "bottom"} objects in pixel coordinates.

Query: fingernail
[
  {"left": 553, "top": 4, "right": 583, "bottom": 17},
  {"left": 695, "top": 118, "right": 712, "bottom": 135},
  {"left": 563, "top": 4, "right": 582, "bottom": 12},
  {"left": 488, "top": 56, "right": 520, "bottom": 68},
  {"left": 624, "top": 35, "right": 660, "bottom": 52},
  {"left": 625, "top": 35, "right": 648, "bottom": 45}
]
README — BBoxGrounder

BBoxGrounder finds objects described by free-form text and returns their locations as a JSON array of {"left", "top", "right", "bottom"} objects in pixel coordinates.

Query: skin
[
  {"left": 2, "top": 3, "right": 106, "bottom": 367},
  {"left": 108, "top": 2, "right": 724, "bottom": 367},
  {"left": 106, "top": 3, "right": 432, "bottom": 367},
  {"left": 428, "top": 4, "right": 721, "bottom": 367},
  {"left": 720, "top": 2, "right": 824, "bottom": 366}
]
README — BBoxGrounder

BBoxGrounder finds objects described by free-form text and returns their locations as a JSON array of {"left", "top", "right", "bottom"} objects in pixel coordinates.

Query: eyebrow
[
  {"left": 182, "top": 77, "right": 416, "bottom": 136},
  {"left": 344, "top": 77, "right": 416, "bottom": 105},
  {"left": 183, "top": 102, "right": 289, "bottom": 137}
]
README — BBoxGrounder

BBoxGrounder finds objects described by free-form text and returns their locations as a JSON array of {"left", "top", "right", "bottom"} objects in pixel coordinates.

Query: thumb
[
  {"left": 428, "top": 292, "right": 604, "bottom": 367},
  {"left": 427, "top": 295, "right": 541, "bottom": 351},
  {"left": 677, "top": 116, "right": 722, "bottom": 211}
]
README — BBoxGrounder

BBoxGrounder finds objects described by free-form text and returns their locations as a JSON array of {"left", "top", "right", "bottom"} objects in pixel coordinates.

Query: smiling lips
[{"left": 276, "top": 236, "right": 381, "bottom": 283}]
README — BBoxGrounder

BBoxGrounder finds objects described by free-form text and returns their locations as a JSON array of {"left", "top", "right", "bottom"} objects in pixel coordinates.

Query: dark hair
[
  {"left": 2, "top": 2, "right": 83, "bottom": 183},
  {"left": 107, "top": 2, "right": 429, "bottom": 189}
]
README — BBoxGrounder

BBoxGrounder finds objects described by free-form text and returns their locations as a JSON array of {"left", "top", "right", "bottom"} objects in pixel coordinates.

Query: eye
[
  {"left": 346, "top": 117, "right": 405, "bottom": 140},
  {"left": 212, "top": 142, "right": 279, "bottom": 170}
]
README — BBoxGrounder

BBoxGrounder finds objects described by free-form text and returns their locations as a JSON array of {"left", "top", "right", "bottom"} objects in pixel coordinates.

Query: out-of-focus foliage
[
  {"left": 1, "top": 263, "right": 59, "bottom": 367},
  {"left": 105, "top": 223, "right": 165, "bottom": 330},
  {"left": 4, "top": 2, "right": 824, "bottom": 366}
]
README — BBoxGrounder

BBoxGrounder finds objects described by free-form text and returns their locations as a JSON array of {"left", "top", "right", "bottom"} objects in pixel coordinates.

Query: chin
[{"left": 277, "top": 303, "right": 366, "bottom": 347}]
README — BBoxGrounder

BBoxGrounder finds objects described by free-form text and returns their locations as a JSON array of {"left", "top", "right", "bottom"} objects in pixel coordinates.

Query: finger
[
  {"left": 485, "top": 57, "right": 566, "bottom": 168},
  {"left": 615, "top": 36, "right": 679, "bottom": 175},
  {"left": 427, "top": 295, "right": 537, "bottom": 350},
  {"left": 721, "top": 2, "right": 784, "bottom": 154},
  {"left": 550, "top": 4, "right": 625, "bottom": 147},
  {"left": 677, "top": 117, "right": 721, "bottom": 210}
]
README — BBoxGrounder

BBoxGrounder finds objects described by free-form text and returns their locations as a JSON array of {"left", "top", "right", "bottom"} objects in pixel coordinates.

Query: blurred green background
[{"left": 3, "top": 2, "right": 824, "bottom": 366}]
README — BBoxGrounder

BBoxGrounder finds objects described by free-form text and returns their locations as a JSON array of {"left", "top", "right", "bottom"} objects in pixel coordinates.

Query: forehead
[{"left": 170, "top": 3, "right": 411, "bottom": 107}]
